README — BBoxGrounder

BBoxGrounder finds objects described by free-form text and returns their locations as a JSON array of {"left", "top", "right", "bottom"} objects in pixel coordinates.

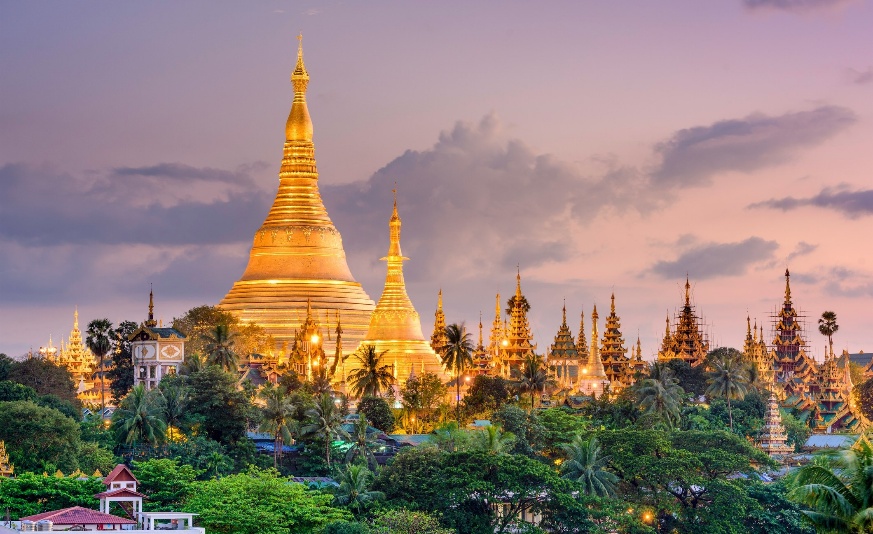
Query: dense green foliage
[
  {"left": 0, "top": 473, "right": 105, "bottom": 519},
  {"left": 357, "top": 396, "right": 395, "bottom": 433},
  {"left": 0, "top": 400, "right": 81, "bottom": 472}
]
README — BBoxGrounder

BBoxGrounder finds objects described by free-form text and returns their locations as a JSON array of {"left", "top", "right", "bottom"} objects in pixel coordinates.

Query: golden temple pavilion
[
  {"left": 350, "top": 192, "right": 447, "bottom": 385},
  {"left": 658, "top": 277, "right": 709, "bottom": 367},
  {"left": 219, "top": 36, "right": 375, "bottom": 354}
]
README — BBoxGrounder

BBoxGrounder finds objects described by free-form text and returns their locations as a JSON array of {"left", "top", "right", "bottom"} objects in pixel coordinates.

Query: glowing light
[{"left": 311, "top": 334, "right": 320, "bottom": 344}]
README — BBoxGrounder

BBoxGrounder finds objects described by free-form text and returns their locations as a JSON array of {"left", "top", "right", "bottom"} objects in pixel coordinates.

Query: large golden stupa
[
  {"left": 219, "top": 37, "right": 375, "bottom": 353},
  {"left": 350, "top": 192, "right": 447, "bottom": 385}
]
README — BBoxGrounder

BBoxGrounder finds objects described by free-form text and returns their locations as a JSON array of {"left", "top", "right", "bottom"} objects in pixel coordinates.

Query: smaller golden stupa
[
  {"left": 0, "top": 440, "right": 13, "bottom": 477},
  {"left": 350, "top": 190, "right": 447, "bottom": 385}
]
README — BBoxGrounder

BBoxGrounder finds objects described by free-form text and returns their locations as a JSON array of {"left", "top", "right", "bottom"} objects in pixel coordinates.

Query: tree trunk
[
  {"left": 456, "top": 372, "right": 461, "bottom": 425},
  {"left": 727, "top": 396, "right": 734, "bottom": 432}
]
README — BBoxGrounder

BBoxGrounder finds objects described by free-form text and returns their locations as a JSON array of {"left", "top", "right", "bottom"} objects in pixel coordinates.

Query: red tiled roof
[
  {"left": 21, "top": 506, "right": 135, "bottom": 525},
  {"left": 94, "top": 488, "right": 147, "bottom": 499},
  {"left": 102, "top": 464, "right": 138, "bottom": 486}
]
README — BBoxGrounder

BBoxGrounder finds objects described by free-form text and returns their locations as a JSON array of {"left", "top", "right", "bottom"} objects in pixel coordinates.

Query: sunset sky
[{"left": 2, "top": 1, "right": 872, "bottom": 360}]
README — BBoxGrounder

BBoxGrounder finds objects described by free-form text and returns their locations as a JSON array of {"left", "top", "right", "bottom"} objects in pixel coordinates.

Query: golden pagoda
[
  {"left": 471, "top": 313, "right": 492, "bottom": 375},
  {"left": 430, "top": 289, "right": 448, "bottom": 355},
  {"left": 58, "top": 308, "right": 96, "bottom": 396},
  {"left": 351, "top": 191, "right": 446, "bottom": 385},
  {"left": 575, "top": 310, "right": 588, "bottom": 358},
  {"left": 758, "top": 392, "right": 794, "bottom": 459},
  {"left": 770, "top": 269, "right": 816, "bottom": 396},
  {"left": 549, "top": 303, "right": 580, "bottom": 389},
  {"left": 600, "top": 293, "right": 631, "bottom": 390},
  {"left": 219, "top": 36, "right": 375, "bottom": 354},
  {"left": 657, "top": 277, "right": 709, "bottom": 367},
  {"left": 498, "top": 271, "right": 536, "bottom": 377},
  {"left": 487, "top": 294, "right": 507, "bottom": 359},
  {"left": 0, "top": 440, "right": 13, "bottom": 477},
  {"left": 577, "top": 305, "right": 610, "bottom": 397}
]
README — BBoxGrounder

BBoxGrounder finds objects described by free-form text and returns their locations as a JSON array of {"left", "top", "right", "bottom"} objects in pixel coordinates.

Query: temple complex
[
  {"left": 657, "top": 277, "right": 709, "bottom": 367},
  {"left": 219, "top": 36, "right": 375, "bottom": 354},
  {"left": 743, "top": 317, "right": 773, "bottom": 384},
  {"left": 350, "top": 193, "right": 446, "bottom": 386},
  {"left": 497, "top": 272, "right": 537, "bottom": 377},
  {"left": 549, "top": 304, "right": 580, "bottom": 390},
  {"left": 577, "top": 305, "right": 610, "bottom": 397}
]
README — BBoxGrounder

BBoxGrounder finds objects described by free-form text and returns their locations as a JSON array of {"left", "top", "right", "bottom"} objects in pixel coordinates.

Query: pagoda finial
[
  {"left": 610, "top": 292, "right": 616, "bottom": 314},
  {"left": 306, "top": 297, "right": 312, "bottom": 319},
  {"left": 515, "top": 267, "right": 522, "bottom": 299},
  {"left": 146, "top": 285, "right": 157, "bottom": 327},
  {"left": 438, "top": 288, "right": 443, "bottom": 310},
  {"left": 74, "top": 306, "right": 79, "bottom": 329},
  {"left": 478, "top": 312, "right": 484, "bottom": 347},
  {"left": 684, "top": 275, "right": 691, "bottom": 306},
  {"left": 784, "top": 268, "right": 792, "bottom": 305},
  {"left": 286, "top": 33, "right": 313, "bottom": 141},
  {"left": 386, "top": 189, "right": 404, "bottom": 258},
  {"left": 562, "top": 300, "right": 567, "bottom": 326},
  {"left": 495, "top": 293, "right": 501, "bottom": 320}
]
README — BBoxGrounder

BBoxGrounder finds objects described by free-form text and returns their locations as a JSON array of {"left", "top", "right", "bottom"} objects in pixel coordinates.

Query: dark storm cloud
[
  {"left": 743, "top": 0, "right": 855, "bottom": 11},
  {"left": 649, "top": 237, "right": 779, "bottom": 279},
  {"left": 651, "top": 106, "right": 856, "bottom": 187},
  {"left": 749, "top": 187, "right": 873, "bottom": 218},
  {"left": 0, "top": 163, "right": 271, "bottom": 246}
]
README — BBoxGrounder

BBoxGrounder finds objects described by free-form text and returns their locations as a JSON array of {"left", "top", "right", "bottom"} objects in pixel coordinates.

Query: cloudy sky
[{"left": 2, "top": 1, "right": 872, "bottom": 360}]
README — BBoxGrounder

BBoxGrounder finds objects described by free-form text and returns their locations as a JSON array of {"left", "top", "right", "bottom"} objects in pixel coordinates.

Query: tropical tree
[
  {"left": 442, "top": 323, "right": 474, "bottom": 424},
  {"left": 204, "top": 324, "right": 239, "bottom": 372},
  {"left": 180, "top": 352, "right": 207, "bottom": 375},
  {"left": 818, "top": 311, "right": 839, "bottom": 359},
  {"left": 706, "top": 352, "right": 750, "bottom": 432},
  {"left": 560, "top": 435, "right": 618, "bottom": 497},
  {"left": 472, "top": 424, "right": 515, "bottom": 454},
  {"left": 513, "top": 354, "right": 553, "bottom": 411},
  {"left": 348, "top": 345, "right": 394, "bottom": 399},
  {"left": 789, "top": 440, "right": 873, "bottom": 532},
  {"left": 345, "top": 413, "right": 379, "bottom": 469},
  {"left": 334, "top": 464, "right": 385, "bottom": 514},
  {"left": 258, "top": 383, "right": 297, "bottom": 468},
  {"left": 112, "top": 384, "right": 167, "bottom": 446},
  {"left": 86, "top": 318, "right": 114, "bottom": 416},
  {"left": 156, "top": 378, "right": 189, "bottom": 441},
  {"left": 301, "top": 392, "right": 350, "bottom": 469},
  {"left": 636, "top": 368, "right": 684, "bottom": 429}
]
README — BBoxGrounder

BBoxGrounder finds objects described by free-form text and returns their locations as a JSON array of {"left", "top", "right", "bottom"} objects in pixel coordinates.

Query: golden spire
[
  {"left": 587, "top": 305, "right": 607, "bottom": 379},
  {"left": 562, "top": 300, "right": 567, "bottom": 326},
  {"left": 747, "top": 315, "right": 752, "bottom": 337},
  {"left": 515, "top": 267, "right": 522, "bottom": 299},
  {"left": 684, "top": 276, "right": 691, "bottom": 307},
  {"left": 610, "top": 292, "right": 616, "bottom": 314},
  {"left": 74, "top": 307, "right": 79, "bottom": 329},
  {"left": 146, "top": 286, "right": 157, "bottom": 327},
  {"left": 495, "top": 293, "right": 501, "bottom": 321},
  {"left": 357, "top": 191, "right": 444, "bottom": 383},
  {"left": 784, "top": 268, "right": 792, "bottom": 305},
  {"left": 478, "top": 312, "right": 484, "bottom": 348},
  {"left": 286, "top": 34, "right": 312, "bottom": 141}
]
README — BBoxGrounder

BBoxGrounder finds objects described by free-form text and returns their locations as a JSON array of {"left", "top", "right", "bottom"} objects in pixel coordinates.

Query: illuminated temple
[
  {"left": 350, "top": 193, "right": 447, "bottom": 385},
  {"left": 219, "top": 37, "right": 375, "bottom": 353},
  {"left": 658, "top": 277, "right": 710, "bottom": 367}
]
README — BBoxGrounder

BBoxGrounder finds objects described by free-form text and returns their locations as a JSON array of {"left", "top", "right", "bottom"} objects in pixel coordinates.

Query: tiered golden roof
[
  {"left": 657, "top": 277, "right": 709, "bottom": 367},
  {"left": 471, "top": 314, "right": 492, "bottom": 375},
  {"left": 770, "top": 269, "right": 816, "bottom": 395},
  {"left": 575, "top": 310, "right": 588, "bottom": 358},
  {"left": 430, "top": 289, "right": 448, "bottom": 354},
  {"left": 219, "top": 36, "right": 375, "bottom": 353},
  {"left": 600, "top": 293, "right": 632, "bottom": 390},
  {"left": 351, "top": 192, "right": 446, "bottom": 384},
  {"left": 549, "top": 303, "right": 580, "bottom": 389},
  {"left": 498, "top": 271, "right": 536, "bottom": 377},
  {"left": 487, "top": 294, "right": 507, "bottom": 359},
  {"left": 56, "top": 309, "right": 96, "bottom": 396},
  {"left": 758, "top": 393, "right": 794, "bottom": 458}
]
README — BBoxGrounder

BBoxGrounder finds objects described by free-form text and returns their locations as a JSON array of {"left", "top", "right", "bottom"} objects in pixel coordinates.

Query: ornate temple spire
[
  {"left": 431, "top": 289, "right": 448, "bottom": 353},
  {"left": 600, "top": 292, "right": 629, "bottom": 389},
  {"left": 487, "top": 293, "right": 506, "bottom": 358},
  {"left": 576, "top": 310, "right": 588, "bottom": 356},
  {"left": 0, "top": 440, "right": 13, "bottom": 477},
  {"left": 501, "top": 270, "right": 535, "bottom": 376},
  {"left": 220, "top": 36, "right": 375, "bottom": 353},
  {"left": 684, "top": 276, "right": 692, "bottom": 308},
  {"left": 578, "top": 304, "right": 609, "bottom": 396},
  {"left": 478, "top": 312, "right": 484, "bottom": 349},
  {"left": 146, "top": 287, "right": 157, "bottom": 327},
  {"left": 784, "top": 268, "right": 792, "bottom": 306},
  {"left": 758, "top": 392, "right": 793, "bottom": 459},
  {"left": 549, "top": 300, "right": 579, "bottom": 388}
]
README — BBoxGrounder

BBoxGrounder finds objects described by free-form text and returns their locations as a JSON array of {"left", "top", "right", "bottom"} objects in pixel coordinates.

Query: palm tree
[
  {"left": 819, "top": 311, "right": 839, "bottom": 358},
  {"left": 706, "top": 353, "right": 750, "bottom": 432},
  {"left": 789, "top": 439, "right": 873, "bottom": 532},
  {"left": 473, "top": 424, "right": 515, "bottom": 454},
  {"left": 442, "top": 323, "right": 474, "bottom": 423},
  {"left": 636, "top": 368, "right": 684, "bottom": 429},
  {"left": 348, "top": 345, "right": 394, "bottom": 399},
  {"left": 205, "top": 452, "right": 232, "bottom": 478},
  {"left": 334, "top": 464, "right": 385, "bottom": 514},
  {"left": 258, "top": 383, "right": 297, "bottom": 468},
  {"left": 432, "top": 421, "right": 469, "bottom": 452},
  {"left": 156, "top": 379, "right": 189, "bottom": 442},
  {"left": 345, "top": 413, "right": 380, "bottom": 469},
  {"left": 112, "top": 384, "right": 167, "bottom": 445},
  {"left": 86, "top": 318, "right": 114, "bottom": 417},
  {"left": 301, "top": 393, "right": 350, "bottom": 469},
  {"left": 561, "top": 435, "right": 618, "bottom": 497},
  {"left": 513, "top": 354, "right": 553, "bottom": 411},
  {"left": 180, "top": 352, "right": 207, "bottom": 375},
  {"left": 204, "top": 324, "right": 239, "bottom": 372}
]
